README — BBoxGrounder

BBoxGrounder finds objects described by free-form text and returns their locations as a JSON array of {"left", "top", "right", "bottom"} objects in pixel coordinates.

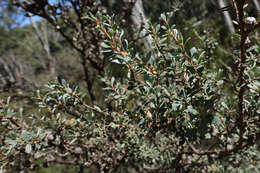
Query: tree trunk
[
  {"left": 130, "top": 0, "right": 152, "bottom": 43},
  {"left": 29, "top": 15, "right": 56, "bottom": 79},
  {"left": 217, "top": 0, "right": 235, "bottom": 33},
  {"left": 122, "top": 0, "right": 154, "bottom": 56},
  {"left": 252, "top": 0, "right": 260, "bottom": 15}
]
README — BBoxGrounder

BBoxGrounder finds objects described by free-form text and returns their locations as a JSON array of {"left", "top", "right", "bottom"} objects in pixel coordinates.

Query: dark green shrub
[{"left": 1, "top": 2, "right": 260, "bottom": 172}]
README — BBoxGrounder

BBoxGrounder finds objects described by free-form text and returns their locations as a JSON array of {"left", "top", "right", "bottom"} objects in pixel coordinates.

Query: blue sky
[
  {"left": 0, "top": 0, "right": 46, "bottom": 28},
  {"left": 21, "top": 16, "right": 41, "bottom": 26},
  {"left": 1, "top": 0, "right": 102, "bottom": 28}
]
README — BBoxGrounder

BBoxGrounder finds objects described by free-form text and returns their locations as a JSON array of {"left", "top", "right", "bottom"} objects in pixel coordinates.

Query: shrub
[{"left": 1, "top": 2, "right": 260, "bottom": 172}]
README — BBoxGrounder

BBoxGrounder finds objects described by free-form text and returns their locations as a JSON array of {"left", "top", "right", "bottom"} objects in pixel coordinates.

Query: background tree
[
  {"left": 0, "top": 0, "right": 24, "bottom": 28},
  {"left": 11, "top": 0, "right": 107, "bottom": 104},
  {"left": 217, "top": 0, "right": 235, "bottom": 33},
  {"left": 29, "top": 14, "right": 56, "bottom": 79},
  {"left": 253, "top": 0, "right": 260, "bottom": 15}
]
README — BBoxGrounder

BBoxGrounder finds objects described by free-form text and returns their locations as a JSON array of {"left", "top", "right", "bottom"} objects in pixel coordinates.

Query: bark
[
  {"left": 217, "top": 0, "right": 235, "bottom": 33},
  {"left": 122, "top": 0, "right": 154, "bottom": 56},
  {"left": 29, "top": 14, "right": 56, "bottom": 79},
  {"left": 130, "top": 0, "right": 151, "bottom": 41}
]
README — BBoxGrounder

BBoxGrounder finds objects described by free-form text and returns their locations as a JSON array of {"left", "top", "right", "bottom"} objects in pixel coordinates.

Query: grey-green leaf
[{"left": 25, "top": 144, "right": 32, "bottom": 154}]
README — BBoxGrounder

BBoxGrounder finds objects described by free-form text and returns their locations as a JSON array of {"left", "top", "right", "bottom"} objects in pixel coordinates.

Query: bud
[
  {"left": 74, "top": 147, "right": 83, "bottom": 154},
  {"left": 244, "top": 17, "right": 256, "bottom": 26},
  {"left": 65, "top": 118, "right": 75, "bottom": 127},
  {"left": 47, "top": 133, "right": 55, "bottom": 141},
  {"left": 245, "top": 37, "right": 251, "bottom": 45},
  {"left": 146, "top": 110, "right": 152, "bottom": 119},
  {"left": 56, "top": 25, "right": 61, "bottom": 30}
]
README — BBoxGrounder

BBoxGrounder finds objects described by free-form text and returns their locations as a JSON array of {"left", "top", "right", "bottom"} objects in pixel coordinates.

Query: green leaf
[
  {"left": 19, "top": 107, "right": 24, "bottom": 116},
  {"left": 61, "top": 79, "right": 67, "bottom": 86},
  {"left": 120, "top": 30, "right": 124, "bottom": 39},
  {"left": 94, "top": 105, "right": 101, "bottom": 112},
  {"left": 5, "top": 139, "right": 17, "bottom": 146},
  {"left": 21, "top": 130, "right": 32, "bottom": 141},
  {"left": 101, "top": 42, "right": 110, "bottom": 48},
  {"left": 190, "top": 47, "right": 197, "bottom": 57},
  {"left": 232, "top": 20, "right": 238, "bottom": 25},
  {"left": 160, "top": 13, "right": 166, "bottom": 21},
  {"left": 155, "top": 24, "right": 161, "bottom": 32},
  {"left": 111, "top": 77, "right": 115, "bottom": 86},
  {"left": 216, "top": 80, "right": 224, "bottom": 86},
  {"left": 185, "top": 106, "right": 198, "bottom": 115},
  {"left": 112, "top": 24, "right": 117, "bottom": 31},
  {"left": 161, "top": 25, "right": 167, "bottom": 30},
  {"left": 25, "top": 144, "right": 32, "bottom": 154},
  {"left": 197, "top": 66, "right": 204, "bottom": 76},
  {"left": 234, "top": 33, "right": 241, "bottom": 39},
  {"left": 6, "top": 109, "right": 16, "bottom": 117},
  {"left": 205, "top": 133, "right": 211, "bottom": 139},
  {"left": 7, "top": 96, "right": 11, "bottom": 105},
  {"left": 221, "top": 102, "right": 228, "bottom": 109},
  {"left": 147, "top": 20, "right": 152, "bottom": 26},
  {"left": 243, "top": 3, "right": 248, "bottom": 9}
]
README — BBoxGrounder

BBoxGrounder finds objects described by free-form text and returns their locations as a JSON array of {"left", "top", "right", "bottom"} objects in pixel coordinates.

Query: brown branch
[{"left": 236, "top": 0, "right": 248, "bottom": 149}]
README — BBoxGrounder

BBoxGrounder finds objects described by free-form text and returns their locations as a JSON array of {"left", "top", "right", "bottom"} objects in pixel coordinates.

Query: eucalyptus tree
[
  {"left": 252, "top": 0, "right": 260, "bottom": 15},
  {"left": 29, "top": 15, "right": 57, "bottom": 79},
  {"left": 217, "top": 0, "right": 235, "bottom": 33},
  {"left": 11, "top": 0, "right": 108, "bottom": 104}
]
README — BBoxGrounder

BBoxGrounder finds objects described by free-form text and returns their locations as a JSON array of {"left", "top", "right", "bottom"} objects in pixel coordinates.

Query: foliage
[{"left": 1, "top": 1, "right": 260, "bottom": 173}]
